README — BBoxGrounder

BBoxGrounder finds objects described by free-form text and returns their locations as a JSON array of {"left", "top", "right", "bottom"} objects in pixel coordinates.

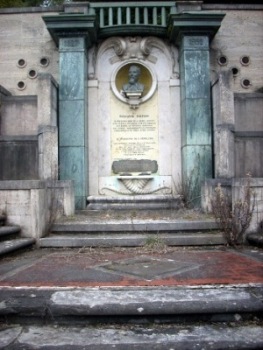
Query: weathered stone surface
[
  {"left": 1, "top": 324, "right": 263, "bottom": 349},
  {"left": 39, "top": 232, "right": 225, "bottom": 248},
  {"left": 0, "top": 238, "right": 35, "bottom": 256},
  {"left": 0, "top": 139, "right": 38, "bottom": 180},
  {"left": 0, "top": 326, "right": 22, "bottom": 349},
  {"left": 178, "top": 35, "right": 213, "bottom": 205},
  {"left": 1, "top": 96, "right": 38, "bottom": 136},
  {"left": 0, "top": 286, "right": 262, "bottom": 317},
  {"left": 0, "top": 180, "right": 74, "bottom": 238},
  {"left": 112, "top": 160, "right": 158, "bottom": 174},
  {"left": 58, "top": 37, "right": 88, "bottom": 210}
]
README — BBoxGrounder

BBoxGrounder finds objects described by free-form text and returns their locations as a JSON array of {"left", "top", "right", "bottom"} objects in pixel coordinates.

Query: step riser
[
  {"left": 1, "top": 312, "right": 262, "bottom": 327},
  {"left": 1, "top": 287, "right": 261, "bottom": 322},
  {"left": 51, "top": 221, "right": 219, "bottom": 233},
  {"left": 0, "top": 232, "right": 18, "bottom": 241},
  {"left": 0, "top": 239, "right": 35, "bottom": 256},
  {"left": 0, "top": 215, "right": 6, "bottom": 226},
  {"left": 39, "top": 233, "right": 225, "bottom": 248},
  {"left": 0, "top": 216, "right": 34, "bottom": 256}
]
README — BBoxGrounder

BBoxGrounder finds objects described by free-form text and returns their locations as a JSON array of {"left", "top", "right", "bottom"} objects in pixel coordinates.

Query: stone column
[
  {"left": 180, "top": 35, "right": 212, "bottom": 204},
  {"left": 212, "top": 72, "right": 235, "bottom": 178},
  {"left": 37, "top": 73, "right": 59, "bottom": 180},
  {"left": 168, "top": 12, "right": 224, "bottom": 205},
  {"left": 43, "top": 11, "right": 97, "bottom": 209},
  {"left": 59, "top": 37, "right": 88, "bottom": 209}
]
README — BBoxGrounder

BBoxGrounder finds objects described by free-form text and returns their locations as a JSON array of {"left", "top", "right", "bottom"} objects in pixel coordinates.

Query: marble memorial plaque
[{"left": 111, "top": 93, "right": 158, "bottom": 173}]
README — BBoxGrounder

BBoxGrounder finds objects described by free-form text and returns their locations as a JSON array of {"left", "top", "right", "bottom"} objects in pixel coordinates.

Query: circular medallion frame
[{"left": 111, "top": 61, "right": 157, "bottom": 104}]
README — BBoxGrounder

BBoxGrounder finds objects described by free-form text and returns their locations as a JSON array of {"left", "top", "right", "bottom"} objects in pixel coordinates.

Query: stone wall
[
  {"left": 0, "top": 180, "right": 74, "bottom": 238},
  {"left": 0, "top": 73, "right": 59, "bottom": 180},
  {"left": 234, "top": 93, "right": 263, "bottom": 177},
  {"left": 0, "top": 136, "right": 38, "bottom": 180},
  {"left": 0, "top": 9, "right": 59, "bottom": 96},
  {"left": 210, "top": 10, "right": 263, "bottom": 94},
  {"left": 0, "top": 4, "right": 262, "bottom": 222},
  {"left": 0, "top": 93, "right": 39, "bottom": 180},
  {"left": 0, "top": 8, "right": 262, "bottom": 96}
]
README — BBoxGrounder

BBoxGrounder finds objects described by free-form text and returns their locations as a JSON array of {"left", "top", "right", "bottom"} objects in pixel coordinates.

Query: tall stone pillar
[
  {"left": 180, "top": 35, "right": 212, "bottom": 203},
  {"left": 43, "top": 12, "right": 97, "bottom": 209},
  {"left": 168, "top": 13, "right": 224, "bottom": 205},
  {"left": 59, "top": 37, "right": 88, "bottom": 209}
]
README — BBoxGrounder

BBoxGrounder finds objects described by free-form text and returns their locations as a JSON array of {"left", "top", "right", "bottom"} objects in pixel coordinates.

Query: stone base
[
  {"left": 87, "top": 194, "right": 181, "bottom": 210},
  {"left": 0, "top": 180, "right": 74, "bottom": 238}
]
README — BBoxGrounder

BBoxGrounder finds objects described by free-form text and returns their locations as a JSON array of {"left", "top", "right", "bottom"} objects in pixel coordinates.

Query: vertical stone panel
[
  {"left": 179, "top": 35, "right": 213, "bottom": 205},
  {"left": 59, "top": 37, "right": 88, "bottom": 209}
]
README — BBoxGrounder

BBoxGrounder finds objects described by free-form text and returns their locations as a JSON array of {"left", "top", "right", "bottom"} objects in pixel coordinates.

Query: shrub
[
  {"left": 175, "top": 167, "right": 201, "bottom": 209},
  {"left": 211, "top": 175, "right": 255, "bottom": 246}
]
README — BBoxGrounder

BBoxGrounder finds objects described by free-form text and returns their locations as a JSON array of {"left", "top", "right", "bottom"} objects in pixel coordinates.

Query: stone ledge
[
  {"left": 0, "top": 180, "right": 46, "bottom": 190},
  {"left": 39, "top": 232, "right": 225, "bottom": 248},
  {"left": 0, "top": 238, "right": 35, "bottom": 256},
  {"left": 2, "top": 95, "right": 37, "bottom": 102},
  {"left": 51, "top": 220, "right": 218, "bottom": 233},
  {"left": 0, "top": 135, "right": 38, "bottom": 141},
  {"left": 87, "top": 195, "right": 180, "bottom": 210},
  {"left": 1, "top": 324, "right": 263, "bottom": 349},
  {"left": 0, "top": 286, "right": 262, "bottom": 317},
  {"left": 0, "top": 7, "right": 62, "bottom": 14}
]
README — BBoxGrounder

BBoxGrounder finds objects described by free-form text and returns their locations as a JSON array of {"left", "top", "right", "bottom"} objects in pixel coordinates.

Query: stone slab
[
  {"left": 0, "top": 180, "right": 46, "bottom": 190},
  {"left": 112, "top": 159, "right": 158, "bottom": 174},
  {"left": 0, "top": 238, "right": 35, "bottom": 256},
  {"left": 49, "top": 288, "right": 263, "bottom": 316},
  {"left": 0, "top": 226, "right": 20, "bottom": 238},
  {"left": 0, "top": 286, "right": 262, "bottom": 317},
  {"left": 1, "top": 248, "right": 263, "bottom": 287},
  {"left": 1, "top": 324, "right": 263, "bottom": 349},
  {"left": 51, "top": 220, "right": 218, "bottom": 233},
  {"left": 87, "top": 195, "right": 180, "bottom": 210},
  {"left": 39, "top": 233, "right": 225, "bottom": 248}
]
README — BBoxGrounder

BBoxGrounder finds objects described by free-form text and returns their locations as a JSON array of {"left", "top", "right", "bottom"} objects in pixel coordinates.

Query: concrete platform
[
  {"left": 1, "top": 247, "right": 263, "bottom": 288},
  {"left": 0, "top": 246, "right": 263, "bottom": 348}
]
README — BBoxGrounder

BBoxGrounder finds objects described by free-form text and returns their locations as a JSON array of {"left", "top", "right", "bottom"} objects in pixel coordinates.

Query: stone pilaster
[
  {"left": 168, "top": 12, "right": 224, "bottom": 205},
  {"left": 37, "top": 74, "right": 59, "bottom": 180},
  {"left": 180, "top": 35, "right": 212, "bottom": 204},
  {"left": 43, "top": 12, "right": 97, "bottom": 209},
  {"left": 212, "top": 72, "right": 235, "bottom": 178},
  {"left": 59, "top": 37, "right": 88, "bottom": 209}
]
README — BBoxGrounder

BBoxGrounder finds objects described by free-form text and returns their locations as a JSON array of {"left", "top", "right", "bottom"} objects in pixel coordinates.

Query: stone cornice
[
  {"left": 42, "top": 14, "right": 98, "bottom": 48},
  {"left": 168, "top": 12, "right": 225, "bottom": 44}
]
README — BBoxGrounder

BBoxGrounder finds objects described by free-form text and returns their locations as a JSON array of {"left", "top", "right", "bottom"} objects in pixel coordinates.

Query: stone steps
[
  {"left": 1, "top": 286, "right": 262, "bottom": 349},
  {"left": 19, "top": 209, "right": 262, "bottom": 348},
  {"left": 0, "top": 238, "right": 36, "bottom": 256},
  {"left": 39, "top": 232, "right": 225, "bottom": 247},
  {"left": 39, "top": 209, "right": 225, "bottom": 248},
  {"left": 0, "top": 325, "right": 263, "bottom": 350},
  {"left": 2, "top": 323, "right": 263, "bottom": 349},
  {"left": 0, "top": 215, "right": 35, "bottom": 256}
]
